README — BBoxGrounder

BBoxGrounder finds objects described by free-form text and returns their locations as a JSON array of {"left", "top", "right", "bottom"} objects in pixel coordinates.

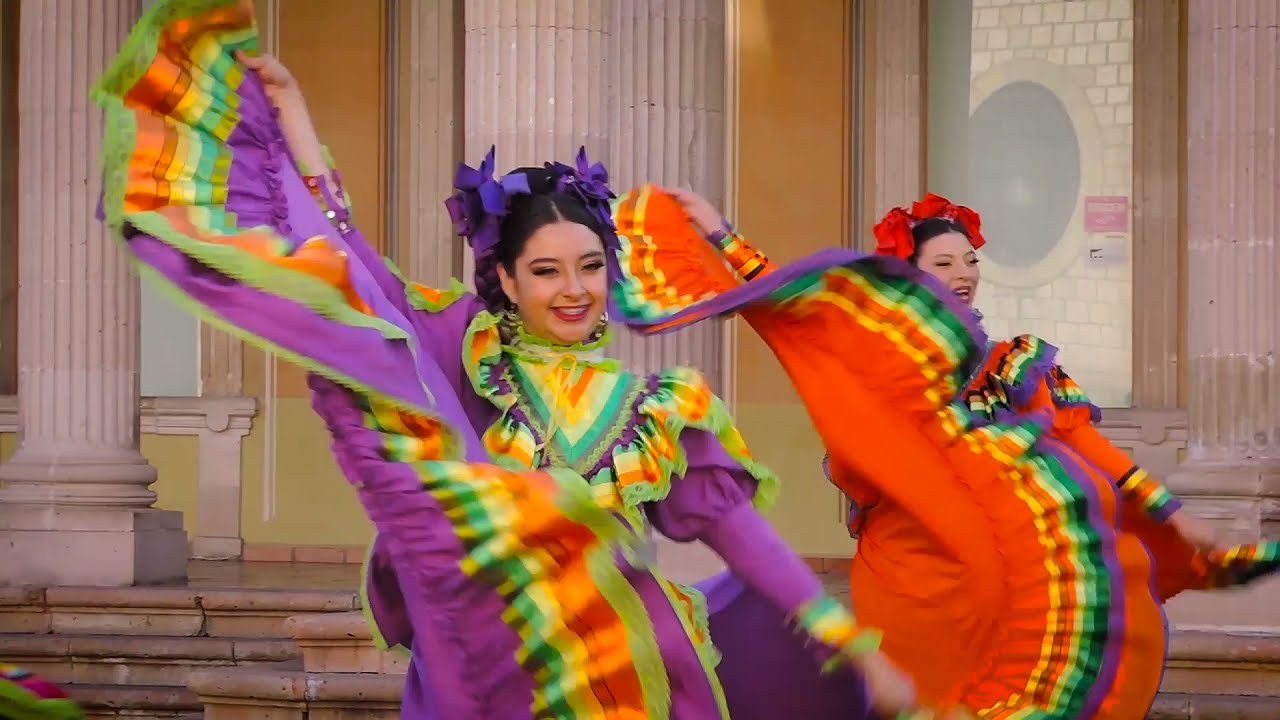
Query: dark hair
[
  {"left": 908, "top": 217, "right": 969, "bottom": 265},
  {"left": 474, "top": 166, "right": 608, "bottom": 310}
]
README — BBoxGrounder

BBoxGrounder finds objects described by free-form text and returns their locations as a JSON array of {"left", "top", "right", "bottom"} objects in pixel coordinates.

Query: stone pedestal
[
  {"left": 0, "top": 0, "right": 186, "bottom": 586},
  {"left": 1164, "top": 0, "right": 1279, "bottom": 627}
]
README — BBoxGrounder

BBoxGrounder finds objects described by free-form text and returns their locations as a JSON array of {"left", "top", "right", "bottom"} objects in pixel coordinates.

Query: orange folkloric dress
[{"left": 608, "top": 185, "right": 1279, "bottom": 719}]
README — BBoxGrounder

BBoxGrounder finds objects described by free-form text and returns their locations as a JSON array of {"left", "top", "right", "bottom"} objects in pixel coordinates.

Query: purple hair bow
[
  {"left": 548, "top": 147, "right": 617, "bottom": 242},
  {"left": 444, "top": 145, "right": 618, "bottom": 253},
  {"left": 443, "top": 146, "right": 532, "bottom": 254}
]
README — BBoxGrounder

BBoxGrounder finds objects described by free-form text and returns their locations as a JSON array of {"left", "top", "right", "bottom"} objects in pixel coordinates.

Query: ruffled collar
[{"left": 498, "top": 311, "right": 618, "bottom": 371}]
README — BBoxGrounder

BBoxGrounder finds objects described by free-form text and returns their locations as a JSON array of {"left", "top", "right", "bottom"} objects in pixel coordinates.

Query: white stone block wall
[{"left": 967, "top": 0, "right": 1134, "bottom": 406}]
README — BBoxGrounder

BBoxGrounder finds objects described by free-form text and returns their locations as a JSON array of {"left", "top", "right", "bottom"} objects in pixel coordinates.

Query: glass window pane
[
  {"left": 927, "top": 0, "right": 1135, "bottom": 407},
  {"left": 141, "top": 284, "right": 200, "bottom": 396}
]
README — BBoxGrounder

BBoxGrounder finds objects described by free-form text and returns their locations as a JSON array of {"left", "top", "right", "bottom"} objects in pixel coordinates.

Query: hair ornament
[{"left": 872, "top": 192, "right": 986, "bottom": 259}]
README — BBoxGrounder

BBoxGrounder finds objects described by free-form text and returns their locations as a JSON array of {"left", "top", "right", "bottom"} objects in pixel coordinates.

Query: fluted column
[
  {"left": 606, "top": 0, "right": 730, "bottom": 583},
  {"left": 1173, "top": 0, "right": 1280, "bottom": 541},
  {"left": 463, "top": 1, "right": 610, "bottom": 170},
  {"left": 607, "top": 0, "right": 727, "bottom": 393},
  {"left": 0, "top": 0, "right": 187, "bottom": 586},
  {"left": 460, "top": 0, "right": 611, "bottom": 285},
  {"left": 398, "top": 0, "right": 462, "bottom": 288},
  {"left": 862, "top": 0, "right": 924, "bottom": 247}
]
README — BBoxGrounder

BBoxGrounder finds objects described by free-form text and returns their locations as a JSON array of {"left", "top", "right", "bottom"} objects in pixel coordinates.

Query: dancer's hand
[
  {"left": 662, "top": 186, "right": 724, "bottom": 238},
  {"left": 856, "top": 650, "right": 917, "bottom": 717},
  {"left": 1169, "top": 509, "right": 1220, "bottom": 552},
  {"left": 235, "top": 51, "right": 300, "bottom": 105}
]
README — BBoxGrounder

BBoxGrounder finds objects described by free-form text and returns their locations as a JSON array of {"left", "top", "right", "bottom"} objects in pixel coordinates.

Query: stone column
[
  {"left": 1171, "top": 1, "right": 1279, "bottom": 543},
  {"left": 0, "top": 0, "right": 187, "bottom": 586},
  {"left": 462, "top": 1, "right": 611, "bottom": 174},
  {"left": 607, "top": 0, "right": 730, "bottom": 583},
  {"left": 398, "top": 0, "right": 462, "bottom": 288},
  {"left": 460, "top": 0, "right": 611, "bottom": 286}
]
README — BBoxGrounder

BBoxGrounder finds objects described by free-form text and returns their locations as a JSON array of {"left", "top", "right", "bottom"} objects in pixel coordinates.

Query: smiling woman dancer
[
  {"left": 604, "top": 185, "right": 1280, "bottom": 719},
  {"left": 86, "top": 1, "right": 941, "bottom": 718}
]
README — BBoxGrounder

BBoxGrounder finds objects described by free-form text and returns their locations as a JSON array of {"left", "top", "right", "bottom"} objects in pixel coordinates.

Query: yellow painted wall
[
  {"left": 143, "top": 435, "right": 200, "bottom": 538},
  {"left": 238, "top": 397, "right": 372, "bottom": 546},
  {"left": 233, "top": 0, "right": 386, "bottom": 546},
  {"left": 734, "top": 0, "right": 856, "bottom": 557}
]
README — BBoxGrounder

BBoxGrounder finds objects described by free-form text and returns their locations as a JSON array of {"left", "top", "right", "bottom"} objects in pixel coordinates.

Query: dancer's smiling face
[
  {"left": 497, "top": 219, "right": 608, "bottom": 345},
  {"left": 910, "top": 218, "right": 980, "bottom": 305},
  {"left": 492, "top": 176, "right": 610, "bottom": 345}
]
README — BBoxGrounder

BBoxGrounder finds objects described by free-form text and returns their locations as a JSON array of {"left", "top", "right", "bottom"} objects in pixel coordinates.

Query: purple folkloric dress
[{"left": 90, "top": 2, "right": 891, "bottom": 718}]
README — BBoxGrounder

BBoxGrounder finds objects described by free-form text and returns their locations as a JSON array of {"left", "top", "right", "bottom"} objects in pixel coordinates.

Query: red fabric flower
[
  {"left": 872, "top": 207, "right": 918, "bottom": 259},
  {"left": 873, "top": 192, "right": 986, "bottom": 257},
  {"left": 910, "top": 193, "right": 985, "bottom": 250}
]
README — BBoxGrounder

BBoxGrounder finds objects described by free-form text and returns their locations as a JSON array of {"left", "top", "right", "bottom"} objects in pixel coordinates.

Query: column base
[
  {"left": 1166, "top": 459, "right": 1280, "bottom": 544},
  {"left": 0, "top": 506, "right": 188, "bottom": 586}
]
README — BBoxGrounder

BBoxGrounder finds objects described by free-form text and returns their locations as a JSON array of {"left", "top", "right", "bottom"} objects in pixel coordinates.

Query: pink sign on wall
[{"left": 1084, "top": 195, "right": 1129, "bottom": 233}]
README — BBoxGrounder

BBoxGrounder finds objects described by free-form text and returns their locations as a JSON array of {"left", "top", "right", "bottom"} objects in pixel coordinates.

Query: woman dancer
[
  {"left": 606, "top": 185, "right": 1279, "bottom": 718},
  {"left": 91, "top": 2, "right": 922, "bottom": 718}
]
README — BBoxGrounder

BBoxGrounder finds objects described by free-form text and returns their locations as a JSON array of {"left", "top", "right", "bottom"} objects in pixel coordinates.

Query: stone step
[
  {"left": 1151, "top": 626, "right": 1280, "bottom": 718},
  {"left": 0, "top": 585, "right": 360, "bottom": 638},
  {"left": 189, "top": 667, "right": 402, "bottom": 720},
  {"left": 65, "top": 683, "right": 203, "bottom": 719},
  {"left": 1149, "top": 693, "right": 1280, "bottom": 720},
  {"left": 284, "top": 611, "right": 408, "bottom": 674},
  {"left": 0, "top": 633, "right": 299, "bottom": 687},
  {"left": 1161, "top": 627, "right": 1280, "bottom": 697}
]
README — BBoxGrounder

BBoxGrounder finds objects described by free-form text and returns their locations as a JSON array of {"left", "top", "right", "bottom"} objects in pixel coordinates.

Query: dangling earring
[
  {"left": 592, "top": 310, "right": 610, "bottom": 342},
  {"left": 501, "top": 304, "right": 525, "bottom": 340}
]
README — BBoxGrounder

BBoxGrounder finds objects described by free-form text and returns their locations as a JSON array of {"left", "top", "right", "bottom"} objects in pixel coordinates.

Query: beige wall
[{"left": 733, "top": 0, "right": 857, "bottom": 557}]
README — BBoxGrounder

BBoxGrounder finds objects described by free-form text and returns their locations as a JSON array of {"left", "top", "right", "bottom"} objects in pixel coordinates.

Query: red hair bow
[{"left": 872, "top": 192, "right": 986, "bottom": 259}]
